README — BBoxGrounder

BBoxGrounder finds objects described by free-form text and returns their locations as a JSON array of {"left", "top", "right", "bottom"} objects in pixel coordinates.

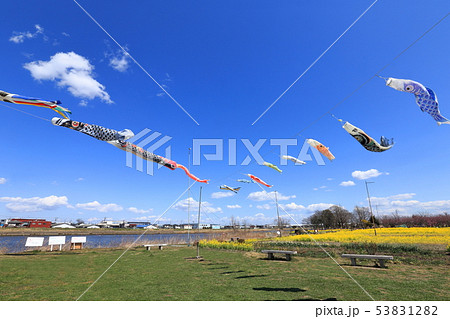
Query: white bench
[
  {"left": 144, "top": 244, "right": 168, "bottom": 251},
  {"left": 341, "top": 254, "right": 393, "bottom": 268},
  {"left": 261, "top": 250, "right": 297, "bottom": 261}
]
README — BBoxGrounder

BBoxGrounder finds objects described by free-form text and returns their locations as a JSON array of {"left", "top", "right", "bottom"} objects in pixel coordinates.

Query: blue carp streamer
[{"left": 386, "top": 77, "right": 449, "bottom": 125}]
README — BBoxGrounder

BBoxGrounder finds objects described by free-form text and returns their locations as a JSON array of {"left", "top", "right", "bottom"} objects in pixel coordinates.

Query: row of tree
[{"left": 303, "top": 205, "right": 449, "bottom": 229}]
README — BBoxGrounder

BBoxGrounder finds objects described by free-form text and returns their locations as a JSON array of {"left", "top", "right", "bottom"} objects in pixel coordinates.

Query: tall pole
[
  {"left": 275, "top": 191, "right": 281, "bottom": 237},
  {"left": 365, "top": 181, "right": 376, "bottom": 236},
  {"left": 196, "top": 186, "right": 202, "bottom": 258},
  {"left": 187, "top": 148, "right": 191, "bottom": 246}
]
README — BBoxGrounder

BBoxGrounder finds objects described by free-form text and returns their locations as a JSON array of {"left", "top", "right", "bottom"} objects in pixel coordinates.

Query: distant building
[
  {"left": 129, "top": 222, "right": 158, "bottom": 229},
  {"left": 128, "top": 221, "right": 153, "bottom": 228},
  {"left": 0, "top": 219, "right": 10, "bottom": 227},
  {"left": 97, "top": 220, "right": 127, "bottom": 228},
  {"left": 7, "top": 218, "right": 51, "bottom": 228},
  {"left": 52, "top": 223, "right": 76, "bottom": 229},
  {"left": 193, "top": 223, "right": 221, "bottom": 230}
]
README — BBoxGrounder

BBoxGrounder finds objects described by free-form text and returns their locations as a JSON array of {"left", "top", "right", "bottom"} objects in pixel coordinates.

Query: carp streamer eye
[{"left": 405, "top": 85, "right": 414, "bottom": 92}]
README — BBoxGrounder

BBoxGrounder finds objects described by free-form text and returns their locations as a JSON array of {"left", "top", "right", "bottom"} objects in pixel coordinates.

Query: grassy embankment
[
  {"left": 1, "top": 227, "right": 448, "bottom": 301},
  {"left": 0, "top": 245, "right": 448, "bottom": 301}
]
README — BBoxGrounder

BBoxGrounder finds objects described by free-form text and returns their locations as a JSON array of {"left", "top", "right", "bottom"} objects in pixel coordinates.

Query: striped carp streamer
[
  {"left": 0, "top": 90, "right": 71, "bottom": 118},
  {"left": 51, "top": 117, "right": 209, "bottom": 183},
  {"left": 385, "top": 77, "right": 449, "bottom": 125}
]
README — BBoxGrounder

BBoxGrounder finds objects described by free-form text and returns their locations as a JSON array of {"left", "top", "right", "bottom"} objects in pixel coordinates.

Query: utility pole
[
  {"left": 196, "top": 186, "right": 202, "bottom": 259},
  {"left": 365, "top": 181, "right": 376, "bottom": 236},
  {"left": 275, "top": 191, "right": 281, "bottom": 237},
  {"left": 187, "top": 148, "right": 191, "bottom": 246}
]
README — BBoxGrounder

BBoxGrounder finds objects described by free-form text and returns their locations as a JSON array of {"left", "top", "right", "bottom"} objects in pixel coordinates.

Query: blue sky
[{"left": 0, "top": 0, "right": 449, "bottom": 225}]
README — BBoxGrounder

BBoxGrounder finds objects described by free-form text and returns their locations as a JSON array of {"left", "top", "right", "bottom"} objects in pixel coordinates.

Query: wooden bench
[
  {"left": 261, "top": 250, "right": 297, "bottom": 261},
  {"left": 341, "top": 254, "right": 393, "bottom": 268},
  {"left": 144, "top": 244, "right": 168, "bottom": 251}
]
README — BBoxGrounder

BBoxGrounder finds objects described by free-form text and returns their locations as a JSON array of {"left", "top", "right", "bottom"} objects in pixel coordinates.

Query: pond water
[{"left": 0, "top": 232, "right": 217, "bottom": 254}]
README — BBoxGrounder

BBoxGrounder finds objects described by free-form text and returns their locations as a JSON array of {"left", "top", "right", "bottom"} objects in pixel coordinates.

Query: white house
[{"left": 52, "top": 223, "right": 76, "bottom": 229}]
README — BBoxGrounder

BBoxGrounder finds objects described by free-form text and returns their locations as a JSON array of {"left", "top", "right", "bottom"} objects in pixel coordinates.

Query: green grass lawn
[{"left": 0, "top": 247, "right": 448, "bottom": 301}]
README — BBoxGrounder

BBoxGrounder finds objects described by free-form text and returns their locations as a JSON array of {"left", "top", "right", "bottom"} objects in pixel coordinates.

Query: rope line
[
  {"left": 1, "top": 104, "right": 51, "bottom": 122},
  {"left": 251, "top": 0, "right": 380, "bottom": 125},
  {"left": 205, "top": 12, "right": 450, "bottom": 189},
  {"left": 255, "top": 183, "right": 376, "bottom": 301},
  {"left": 291, "top": 11, "right": 450, "bottom": 138},
  {"left": 76, "top": 182, "right": 195, "bottom": 301},
  {"left": 72, "top": 0, "right": 200, "bottom": 126}
]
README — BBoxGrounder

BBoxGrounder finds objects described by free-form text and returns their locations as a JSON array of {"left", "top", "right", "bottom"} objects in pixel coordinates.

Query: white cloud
[
  {"left": 370, "top": 193, "right": 416, "bottom": 207},
  {"left": 388, "top": 193, "right": 416, "bottom": 200},
  {"left": 247, "top": 191, "right": 295, "bottom": 202},
  {"left": 256, "top": 204, "right": 272, "bottom": 210},
  {"left": 174, "top": 197, "right": 222, "bottom": 213},
  {"left": 132, "top": 215, "right": 158, "bottom": 221},
  {"left": 108, "top": 51, "right": 130, "bottom": 72},
  {"left": 75, "top": 177, "right": 84, "bottom": 182},
  {"left": 369, "top": 193, "right": 450, "bottom": 215},
  {"left": 128, "top": 207, "right": 153, "bottom": 214},
  {"left": 9, "top": 25, "right": 44, "bottom": 43},
  {"left": 87, "top": 217, "right": 100, "bottom": 223},
  {"left": 232, "top": 213, "right": 274, "bottom": 223},
  {"left": 390, "top": 200, "right": 420, "bottom": 207},
  {"left": 156, "top": 74, "right": 172, "bottom": 97},
  {"left": 306, "top": 203, "right": 334, "bottom": 211},
  {"left": 0, "top": 178, "right": 6, "bottom": 184},
  {"left": 211, "top": 192, "right": 235, "bottom": 199},
  {"left": 24, "top": 52, "right": 112, "bottom": 103},
  {"left": 327, "top": 178, "right": 334, "bottom": 181},
  {"left": 76, "top": 201, "right": 123, "bottom": 213},
  {"left": 352, "top": 169, "right": 385, "bottom": 180},
  {"left": 279, "top": 202, "right": 306, "bottom": 212},
  {"left": 340, "top": 180, "right": 356, "bottom": 187},
  {"left": 226, "top": 205, "right": 241, "bottom": 209},
  {"left": 0, "top": 195, "right": 68, "bottom": 212}
]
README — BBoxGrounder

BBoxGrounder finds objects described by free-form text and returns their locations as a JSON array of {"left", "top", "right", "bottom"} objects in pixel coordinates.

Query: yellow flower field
[
  {"left": 200, "top": 227, "right": 450, "bottom": 251},
  {"left": 278, "top": 227, "right": 450, "bottom": 246},
  {"left": 199, "top": 239, "right": 254, "bottom": 251}
]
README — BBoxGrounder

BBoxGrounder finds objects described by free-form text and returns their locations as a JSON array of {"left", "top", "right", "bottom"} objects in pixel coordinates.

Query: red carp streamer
[
  {"left": 248, "top": 174, "right": 272, "bottom": 187},
  {"left": 177, "top": 164, "right": 209, "bottom": 184}
]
